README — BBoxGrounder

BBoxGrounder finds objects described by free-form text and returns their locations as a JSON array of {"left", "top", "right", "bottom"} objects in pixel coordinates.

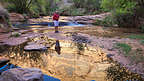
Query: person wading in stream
[{"left": 53, "top": 11, "right": 60, "bottom": 33}]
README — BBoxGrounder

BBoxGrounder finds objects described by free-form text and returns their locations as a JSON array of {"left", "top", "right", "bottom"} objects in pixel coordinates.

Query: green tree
[
  {"left": 101, "top": 0, "right": 144, "bottom": 27},
  {"left": 73, "top": 0, "right": 102, "bottom": 12},
  {"left": 4, "top": 0, "right": 33, "bottom": 14}
]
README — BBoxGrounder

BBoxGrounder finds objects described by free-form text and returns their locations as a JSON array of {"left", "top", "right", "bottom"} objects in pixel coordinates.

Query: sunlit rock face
[
  {"left": 1, "top": 31, "right": 143, "bottom": 81},
  {"left": 2, "top": 35, "right": 109, "bottom": 81},
  {"left": 0, "top": 68, "right": 43, "bottom": 81},
  {"left": 2, "top": 29, "right": 143, "bottom": 81}
]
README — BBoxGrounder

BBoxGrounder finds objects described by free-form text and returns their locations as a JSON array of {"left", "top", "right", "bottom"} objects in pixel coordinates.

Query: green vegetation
[
  {"left": 140, "top": 40, "right": 144, "bottom": 45},
  {"left": 101, "top": 0, "right": 144, "bottom": 28},
  {"left": 0, "top": 0, "right": 103, "bottom": 16},
  {"left": 127, "top": 35, "right": 144, "bottom": 45},
  {"left": 93, "top": 16, "right": 116, "bottom": 27},
  {"left": 127, "top": 35, "right": 144, "bottom": 40},
  {"left": 140, "top": 25, "right": 144, "bottom": 33},
  {"left": 11, "top": 32, "right": 21, "bottom": 37},
  {"left": 116, "top": 43, "right": 132, "bottom": 56},
  {"left": 73, "top": 0, "right": 102, "bottom": 14},
  {"left": 3, "top": 0, "right": 33, "bottom": 14},
  {"left": 59, "top": 6, "right": 85, "bottom": 16},
  {"left": 116, "top": 43, "right": 144, "bottom": 64},
  {"left": 0, "top": 0, "right": 60, "bottom": 17}
]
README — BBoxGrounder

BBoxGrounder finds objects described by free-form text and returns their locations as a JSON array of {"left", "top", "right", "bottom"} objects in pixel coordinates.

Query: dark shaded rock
[
  {"left": 108, "top": 48, "right": 114, "bottom": 51},
  {"left": 0, "top": 44, "right": 10, "bottom": 53},
  {"left": 0, "top": 57, "right": 9, "bottom": 67},
  {"left": 106, "top": 54, "right": 114, "bottom": 58}
]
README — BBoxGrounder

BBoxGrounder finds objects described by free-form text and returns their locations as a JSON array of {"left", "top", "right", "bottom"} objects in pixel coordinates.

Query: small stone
[
  {"left": 106, "top": 54, "right": 114, "bottom": 58},
  {"left": 108, "top": 48, "right": 114, "bottom": 51}
]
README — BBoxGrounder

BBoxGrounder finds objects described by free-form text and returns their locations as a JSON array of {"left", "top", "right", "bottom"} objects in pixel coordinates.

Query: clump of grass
[
  {"left": 116, "top": 43, "right": 132, "bottom": 56},
  {"left": 11, "top": 32, "right": 21, "bottom": 37},
  {"left": 127, "top": 35, "right": 144, "bottom": 40}
]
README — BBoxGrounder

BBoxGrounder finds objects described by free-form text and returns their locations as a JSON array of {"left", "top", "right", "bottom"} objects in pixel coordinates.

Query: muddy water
[{"left": 1, "top": 35, "right": 143, "bottom": 81}]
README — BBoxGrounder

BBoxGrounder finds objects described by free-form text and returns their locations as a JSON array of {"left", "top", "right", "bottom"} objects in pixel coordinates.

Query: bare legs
[{"left": 55, "top": 26, "right": 59, "bottom": 33}]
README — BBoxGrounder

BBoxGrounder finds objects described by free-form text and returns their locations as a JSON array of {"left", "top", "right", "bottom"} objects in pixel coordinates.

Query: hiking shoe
[{"left": 55, "top": 31, "right": 59, "bottom": 33}]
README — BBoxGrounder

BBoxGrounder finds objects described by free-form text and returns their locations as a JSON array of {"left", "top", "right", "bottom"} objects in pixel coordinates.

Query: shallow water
[
  {"left": 13, "top": 22, "right": 84, "bottom": 29},
  {"left": 1, "top": 34, "right": 143, "bottom": 81}
]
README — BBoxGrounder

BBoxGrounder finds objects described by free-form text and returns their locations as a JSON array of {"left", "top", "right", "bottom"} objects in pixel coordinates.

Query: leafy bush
[
  {"left": 114, "top": 13, "right": 139, "bottom": 27},
  {"left": 4, "top": 0, "right": 33, "bottom": 14},
  {"left": 59, "top": 7, "right": 85, "bottom": 16},
  {"left": 101, "top": 0, "right": 139, "bottom": 27},
  {"left": 140, "top": 25, "right": 144, "bottom": 33},
  {"left": 93, "top": 16, "right": 116, "bottom": 27},
  {"left": 73, "top": 0, "right": 102, "bottom": 14},
  {"left": 2, "top": 0, "right": 59, "bottom": 17},
  {"left": 101, "top": 0, "right": 136, "bottom": 14}
]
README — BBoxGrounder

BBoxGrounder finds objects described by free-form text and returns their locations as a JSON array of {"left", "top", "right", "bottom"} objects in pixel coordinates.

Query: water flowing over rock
[{"left": 0, "top": 68, "right": 43, "bottom": 81}]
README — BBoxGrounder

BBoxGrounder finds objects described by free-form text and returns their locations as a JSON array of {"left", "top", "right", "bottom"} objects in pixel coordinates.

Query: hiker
[{"left": 53, "top": 11, "right": 60, "bottom": 33}]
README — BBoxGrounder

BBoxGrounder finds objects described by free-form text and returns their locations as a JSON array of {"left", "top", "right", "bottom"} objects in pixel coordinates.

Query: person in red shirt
[{"left": 53, "top": 11, "right": 60, "bottom": 33}]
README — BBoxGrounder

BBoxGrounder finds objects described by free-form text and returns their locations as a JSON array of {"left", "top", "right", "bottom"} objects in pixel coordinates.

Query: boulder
[
  {"left": 0, "top": 68, "right": 43, "bottom": 81},
  {"left": 9, "top": 13, "right": 25, "bottom": 24}
]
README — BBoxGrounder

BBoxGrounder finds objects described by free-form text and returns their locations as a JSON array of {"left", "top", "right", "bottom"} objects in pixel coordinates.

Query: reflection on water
[
  {"left": 13, "top": 22, "right": 84, "bottom": 29},
  {"left": 1, "top": 36, "right": 143, "bottom": 81},
  {"left": 55, "top": 40, "right": 61, "bottom": 55}
]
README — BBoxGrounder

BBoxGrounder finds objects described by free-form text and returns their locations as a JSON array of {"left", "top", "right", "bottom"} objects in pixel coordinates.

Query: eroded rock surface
[{"left": 0, "top": 68, "right": 43, "bottom": 81}]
